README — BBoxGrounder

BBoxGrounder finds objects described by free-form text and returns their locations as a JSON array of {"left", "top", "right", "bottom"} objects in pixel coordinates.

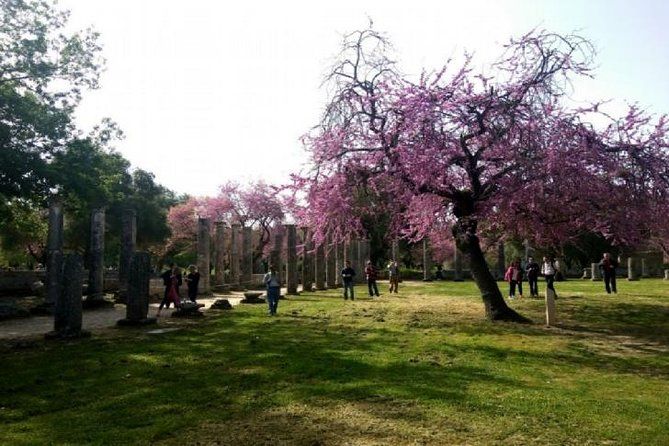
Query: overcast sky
[{"left": 60, "top": 0, "right": 669, "bottom": 197}]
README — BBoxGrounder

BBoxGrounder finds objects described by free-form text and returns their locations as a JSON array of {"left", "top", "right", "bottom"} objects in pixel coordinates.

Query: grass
[{"left": 0, "top": 279, "right": 668, "bottom": 445}]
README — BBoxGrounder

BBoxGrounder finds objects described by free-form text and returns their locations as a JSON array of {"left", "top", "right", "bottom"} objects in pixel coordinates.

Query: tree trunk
[{"left": 453, "top": 220, "right": 531, "bottom": 323}]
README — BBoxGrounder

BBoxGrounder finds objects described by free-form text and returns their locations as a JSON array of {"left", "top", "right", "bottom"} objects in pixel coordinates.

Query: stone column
[
  {"left": 347, "top": 239, "right": 357, "bottom": 278},
  {"left": 214, "top": 221, "right": 226, "bottom": 287},
  {"left": 326, "top": 237, "right": 336, "bottom": 289},
  {"left": 301, "top": 228, "right": 313, "bottom": 292},
  {"left": 641, "top": 258, "right": 649, "bottom": 278},
  {"left": 664, "top": 269, "right": 669, "bottom": 280},
  {"left": 45, "top": 201, "right": 64, "bottom": 311},
  {"left": 230, "top": 223, "right": 241, "bottom": 286},
  {"left": 197, "top": 217, "right": 211, "bottom": 294},
  {"left": 391, "top": 239, "right": 398, "bottom": 261},
  {"left": 454, "top": 247, "right": 463, "bottom": 282},
  {"left": 117, "top": 252, "right": 156, "bottom": 326},
  {"left": 118, "top": 209, "right": 137, "bottom": 301},
  {"left": 315, "top": 242, "right": 326, "bottom": 290},
  {"left": 627, "top": 257, "right": 638, "bottom": 281},
  {"left": 285, "top": 224, "right": 298, "bottom": 295},
  {"left": 497, "top": 242, "right": 505, "bottom": 280},
  {"left": 335, "top": 241, "right": 344, "bottom": 287},
  {"left": 591, "top": 262, "right": 600, "bottom": 281},
  {"left": 241, "top": 226, "right": 253, "bottom": 286},
  {"left": 271, "top": 230, "right": 284, "bottom": 283},
  {"left": 422, "top": 238, "right": 432, "bottom": 281},
  {"left": 47, "top": 254, "right": 89, "bottom": 339},
  {"left": 545, "top": 287, "right": 557, "bottom": 327},
  {"left": 86, "top": 208, "right": 106, "bottom": 305}
]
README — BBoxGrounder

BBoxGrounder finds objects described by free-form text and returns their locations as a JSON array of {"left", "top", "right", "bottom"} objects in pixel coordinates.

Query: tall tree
[{"left": 295, "top": 28, "right": 669, "bottom": 322}]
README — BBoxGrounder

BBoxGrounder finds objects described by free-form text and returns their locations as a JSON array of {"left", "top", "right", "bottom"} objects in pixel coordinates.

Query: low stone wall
[{"left": 0, "top": 270, "right": 119, "bottom": 297}]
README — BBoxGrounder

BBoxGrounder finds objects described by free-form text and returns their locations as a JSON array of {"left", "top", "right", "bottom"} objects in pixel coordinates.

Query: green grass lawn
[{"left": 1, "top": 279, "right": 668, "bottom": 445}]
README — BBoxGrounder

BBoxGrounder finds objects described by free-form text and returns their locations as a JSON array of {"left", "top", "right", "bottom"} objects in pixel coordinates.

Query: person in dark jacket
[
  {"left": 526, "top": 257, "right": 540, "bottom": 297},
  {"left": 158, "top": 263, "right": 182, "bottom": 317},
  {"left": 341, "top": 260, "right": 356, "bottom": 300},
  {"left": 185, "top": 264, "right": 200, "bottom": 303},
  {"left": 365, "top": 260, "right": 380, "bottom": 298},
  {"left": 598, "top": 252, "right": 618, "bottom": 294}
]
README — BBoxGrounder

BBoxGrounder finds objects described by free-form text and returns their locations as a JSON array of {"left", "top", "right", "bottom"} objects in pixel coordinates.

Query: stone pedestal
[
  {"left": 591, "top": 263, "right": 601, "bottom": 281},
  {"left": 117, "top": 252, "right": 156, "bottom": 326},
  {"left": 241, "top": 226, "right": 253, "bottom": 287},
  {"left": 214, "top": 222, "right": 226, "bottom": 287},
  {"left": 197, "top": 218, "right": 211, "bottom": 294},
  {"left": 230, "top": 223, "right": 241, "bottom": 287},
  {"left": 285, "top": 224, "right": 298, "bottom": 295},
  {"left": 45, "top": 201, "right": 64, "bottom": 312},
  {"left": 118, "top": 209, "right": 137, "bottom": 303},
  {"left": 315, "top": 243, "right": 326, "bottom": 290},
  {"left": 46, "top": 254, "right": 90, "bottom": 339},
  {"left": 422, "top": 238, "right": 432, "bottom": 281},
  {"left": 545, "top": 287, "right": 557, "bottom": 327},
  {"left": 627, "top": 257, "right": 638, "bottom": 281},
  {"left": 85, "top": 208, "right": 110, "bottom": 308},
  {"left": 326, "top": 238, "right": 336, "bottom": 289},
  {"left": 301, "top": 228, "right": 313, "bottom": 292}
]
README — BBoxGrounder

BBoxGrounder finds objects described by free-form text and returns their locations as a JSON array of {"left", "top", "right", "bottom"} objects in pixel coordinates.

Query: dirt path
[{"left": 0, "top": 294, "right": 245, "bottom": 340}]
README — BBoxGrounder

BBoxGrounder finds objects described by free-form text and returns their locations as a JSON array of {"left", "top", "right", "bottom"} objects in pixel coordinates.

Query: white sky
[{"left": 60, "top": 0, "right": 669, "bottom": 197}]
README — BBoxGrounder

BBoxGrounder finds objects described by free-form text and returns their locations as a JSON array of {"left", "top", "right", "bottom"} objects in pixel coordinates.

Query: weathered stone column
[
  {"left": 391, "top": 239, "right": 398, "bottom": 261},
  {"left": 497, "top": 242, "right": 505, "bottom": 280},
  {"left": 285, "top": 224, "right": 298, "bottom": 295},
  {"left": 214, "top": 221, "right": 226, "bottom": 287},
  {"left": 86, "top": 208, "right": 106, "bottom": 305},
  {"left": 118, "top": 209, "right": 137, "bottom": 301},
  {"left": 335, "top": 241, "right": 344, "bottom": 287},
  {"left": 301, "top": 228, "right": 313, "bottom": 292},
  {"left": 47, "top": 254, "right": 89, "bottom": 339},
  {"left": 346, "top": 239, "right": 357, "bottom": 275},
  {"left": 627, "top": 257, "right": 638, "bottom": 281},
  {"left": 197, "top": 217, "right": 211, "bottom": 294},
  {"left": 664, "top": 269, "right": 669, "bottom": 280},
  {"left": 454, "top": 247, "right": 463, "bottom": 282},
  {"left": 591, "top": 262, "right": 601, "bottom": 281},
  {"left": 117, "top": 252, "right": 156, "bottom": 326},
  {"left": 230, "top": 223, "right": 241, "bottom": 286},
  {"left": 641, "top": 258, "right": 649, "bottom": 278},
  {"left": 326, "top": 237, "right": 336, "bottom": 289},
  {"left": 45, "top": 200, "right": 64, "bottom": 311},
  {"left": 315, "top": 242, "right": 326, "bottom": 290},
  {"left": 422, "top": 238, "right": 432, "bottom": 281},
  {"left": 545, "top": 287, "right": 557, "bottom": 327},
  {"left": 241, "top": 226, "right": 253, "bottom": 287},
  {"left": 271, "top": 230, "right": 284, "bottom": 283}
]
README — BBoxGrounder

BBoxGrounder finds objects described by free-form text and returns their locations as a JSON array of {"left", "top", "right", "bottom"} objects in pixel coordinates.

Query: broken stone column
[
  {"left": 197, "top": 217, "right": 211, "bottom": 294},
  {"left": 118, "top": 209, "right": 137, "bottom": 302},
  {"left": 285, "top": 224, "right": 298, "bottom": 295},
  {"left": 641, "top": 258, "right": 649, "bottom": 278},
  {"left": 627, "top": 257, "right": 638, "bottom": 281},
  {"left": 46, "top": 254, "right": 89, "bottom": 339},
  {"left": 315, "top": 242, "right": 326, "bottom": 290},
  {"left": 391, "top": 239, "right": 398, "bottom": 261},
  {"left": 301, "top": 228, "right": 313, "bottom": 292},
  {"left": 241, "top": 225, "right": 253, "bottom": 287},
  {"left": 214, "top": 221, "right": 226, "bottom": 287},
  {"left": 591, "top": 262, "right": 601, "bottom": 281},
  {"left": 45, "top": 200, "right": 64, "bottom": 311},
  {"left": 85, "top": 208, "right": 107, "bottom": 306},
  {"left": 230, "top": 223, "right": 241, "bottom": 286},
  {"left": 545, "top": 287, "right": 557, "bottom": 327},
  {"left": 422, "top": 238, "right": 432, "bottom": 281},
  {"left": 117, "top": 252, "right": 156, "bottom": 326},
  {"left": 454, "top": 247, "right": 463, "bottom": 282},
  {"left": 271, "top": 230, "right": 284, "bottom": 283},
  {"left": 326, "top": 237, "right": 336, "bottom": 289},
  {"left": 497, "top": 242, "right": 505, "bottom": 280}
]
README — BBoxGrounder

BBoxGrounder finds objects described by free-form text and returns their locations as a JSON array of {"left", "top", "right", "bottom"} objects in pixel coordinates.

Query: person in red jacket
[
  {"left": 504, "top": 258, "right": 524, "bottom": 299},
  {"left": 365, "top": 260, "right": 380, "bottom": 298}
]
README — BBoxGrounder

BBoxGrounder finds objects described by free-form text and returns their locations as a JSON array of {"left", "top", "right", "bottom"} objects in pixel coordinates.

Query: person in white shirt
[
  {"left": 263, "top": 265, "right": 281, "bottom": 315},
  {"left": 541, "top": 256, "right": 557, "bottom": 296}
]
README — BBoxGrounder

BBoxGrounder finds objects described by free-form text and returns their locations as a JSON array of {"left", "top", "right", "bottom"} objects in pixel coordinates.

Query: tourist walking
[
  {"left": 157, "top": 264, "right": 182, "bottom": 317},
  {"left": 598, "top": 252, "right": 618, "bottom": 294},
  {"left": 504, "top": 259, "right": 524, "bottom": 299},
  {"left": 541, "top": 256, "right": 557, "bottom": 297},
  {"left": 388, "top": 260, "right": 400, "bottom": 293},
  {"left": 526, "top": 256, "right": 540, "bottom": 297},
  {"left": 341, "top": 260, "right": 356, "bottom": 300},
  {"left": 263, "top": 264, "right": 281, "bottom": 315},
  {"left": 365, "top": 260, "right": 380, "bottom": 297},
  {"left": 185, "top": 264, "right": 200, "bottom": 303}
]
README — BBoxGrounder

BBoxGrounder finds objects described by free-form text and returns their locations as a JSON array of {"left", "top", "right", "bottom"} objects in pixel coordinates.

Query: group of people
[
  {"left": 504, "top": 253, "right": 619, "bottom": 299},
  {"left": 156, "top": 263, "right": 201, "bottom": 317}
]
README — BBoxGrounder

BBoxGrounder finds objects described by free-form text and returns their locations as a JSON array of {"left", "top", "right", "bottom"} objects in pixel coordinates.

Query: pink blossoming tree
[{"left": 295, "top": 28, "right": 669, "bottom": 322}]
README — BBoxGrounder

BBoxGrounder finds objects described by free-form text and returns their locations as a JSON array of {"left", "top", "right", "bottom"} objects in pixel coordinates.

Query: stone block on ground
[
  {"left": 171, "top": 301, "right": 205, "bottom": 317},
  {"left": 241, "top": 291, "right": 265, "bottom": 304},
  {"left": 211, "top": 299, "right": 234, "bottom": 310}
]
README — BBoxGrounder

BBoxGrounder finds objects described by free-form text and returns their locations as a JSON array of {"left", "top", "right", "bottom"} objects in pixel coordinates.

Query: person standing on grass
[
  {"left": 526, "top": 256, "right": 540, "bottom": 297},
  {"left": 185, "top": 264, "right": 200, "bottom": 303},
  {"left": 504, "top": 258, "right": 524, "bottom": 299},
  {"left": 541, "top": 256, "right": 557, "bottom": 297},
  {"left": 341, "top": 260, "right": 356, "bottom": 300},
  {"left": 598, "top": 252, "right": 618, "bottom": 294},
  {"left": 263, "top": 264, "right": 281, "bottom": 316},
  {"left": 365, "top": 260, "right": 380, "bottom": 298},
  {"left": 157, "top": 264, "right": 182, "bottom": 317},
  {"left": 388, "top": 260, "right": 400, "bottom": 293}
]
